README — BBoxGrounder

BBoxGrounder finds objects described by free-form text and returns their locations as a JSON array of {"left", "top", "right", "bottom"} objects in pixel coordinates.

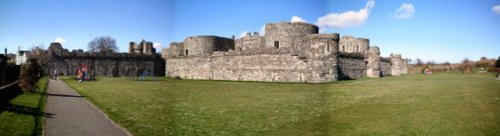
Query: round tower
[
  {"left": 129, "top": 42, "right": 136, "bottom": 54},
  {"left": 143, "top": 41, "right": 153, "bottom": 55},
  {"left": 264, "top": 22, "right": 318, "bottom": 50},
  {"left": 390, "top": 53, "right": 403, "bottom": 76},
  {"left": 183, "top": 36, "right": 218, "bottom": 56}
]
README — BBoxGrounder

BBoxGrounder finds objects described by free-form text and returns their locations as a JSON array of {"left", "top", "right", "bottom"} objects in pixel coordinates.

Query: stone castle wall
[
  {"left": 163, "top": 22, "right": 408, "bottom": 83},
  {"left": 48, "top": 55, "right": 164, "bottom": 77},
  {"left": 338, "top": 56, "right": 367, "bottom": 80},
  {"left": 165, "top": 32, "right": 340, "bottom": 83},
  {"left": 380, "top": 60, "right": 391, "bottom": 76},
  {"left": 167, "top": 53, "right": 313, "bottom": 82},
  {"left": 45, "top": 42, "right": 165, "bottom": 77}
]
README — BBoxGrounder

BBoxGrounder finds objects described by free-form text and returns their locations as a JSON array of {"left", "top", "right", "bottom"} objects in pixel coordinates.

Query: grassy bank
[
  {"left": 63, "top": 73, "right": 500, "bottom": 135},
  {"left": 0, "top": 77, "right": 49, "bottom": 136}
]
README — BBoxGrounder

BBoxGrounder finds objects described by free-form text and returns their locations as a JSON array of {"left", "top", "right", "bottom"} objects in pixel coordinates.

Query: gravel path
[{"left": 45, "top": 79, "right": 131, "bottom": 136}]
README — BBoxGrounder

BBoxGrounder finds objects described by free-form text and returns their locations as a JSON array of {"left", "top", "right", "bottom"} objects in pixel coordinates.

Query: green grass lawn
[
  {"left": 63, "top": 73, "right": 500, "bottom": 136},
  {"left": 0, "top": 77, "right": 48, "bottom": 136}
]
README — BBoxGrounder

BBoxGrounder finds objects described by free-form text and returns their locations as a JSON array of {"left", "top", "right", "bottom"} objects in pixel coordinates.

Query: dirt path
[{"left": 44, "top": 79, "right": 131, "bottom": 136}]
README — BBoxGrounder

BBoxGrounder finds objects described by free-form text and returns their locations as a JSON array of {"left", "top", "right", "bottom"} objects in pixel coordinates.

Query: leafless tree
[
  {"left": 88, "top": 36, "right": 118, "bottom": 54},
  {"left": 27, "top": 44, "right": 51, "bottom": 68},
  {"left": 416, "top": 58, "right": 423, "bottom": 66}
]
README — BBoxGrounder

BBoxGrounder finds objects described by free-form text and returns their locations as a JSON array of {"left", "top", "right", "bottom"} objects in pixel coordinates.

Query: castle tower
[
  {"left": 264, "top": 22, "right": 318, "bottom": 50},
  {"left": 366, "top": 46, "right": 381, "bottom": 78},
  {"left": 390, "top": 53, "right": 403, "bottom": 76},
  {"left": 129, "top": 42, "right": 136, "bottom": 54},
  {"left": 143, "top": 41, "right": 153, "bottom": 55},
  {"left": 134, "top": 40, "right": 144, "bottom": 54}
]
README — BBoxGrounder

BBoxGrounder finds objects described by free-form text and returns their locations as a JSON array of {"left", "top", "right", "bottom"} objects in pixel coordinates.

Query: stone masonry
[
  {"left": 43, "top": 42, "right": 164, "bottom": 77},
  {"left": 162, "top": 22, "right": 407, "bottom": 83}
]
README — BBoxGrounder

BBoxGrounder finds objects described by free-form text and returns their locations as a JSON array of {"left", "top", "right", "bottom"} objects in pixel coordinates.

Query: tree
[
  {"left": 475, "top": 56, "right": 490, "bottom": 68},
  {"left": 18, "top": 58, "right": 43, "bottom": 92},
  {"left": 88, "top": 36, "right": 118, "bottom": 54},
  {"left": 496, "top": 56, "right": 500, "bottom": 68},
  {"left": 27, "top": 44, "right": 50, "bottom": 68},
  {"left": 461, "top": 58, "right": 472, "bottom": 73},
  {"left": 416, "top": 58, "right": 423, "bottom": 66}
]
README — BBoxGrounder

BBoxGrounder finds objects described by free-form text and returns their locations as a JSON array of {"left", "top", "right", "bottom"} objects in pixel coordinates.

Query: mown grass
[
  {"left": 63, "top": 73, "right": 500, "bottom": 136},
  {"left": 0, "top": 77, "right": 49, "bottom": 136}
]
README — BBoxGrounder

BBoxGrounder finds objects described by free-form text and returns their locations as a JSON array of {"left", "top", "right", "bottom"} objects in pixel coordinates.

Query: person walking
[{"left": 53, "top": 69, "right": 58, "bottom": 80}]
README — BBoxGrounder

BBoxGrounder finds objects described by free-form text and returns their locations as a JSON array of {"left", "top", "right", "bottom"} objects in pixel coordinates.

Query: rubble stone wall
[
  {"left": 338, "top": 56, "right": 367, "bottom": 80},
  {"left": 166, "top": 53, "right": 334, "bottom": 82}
]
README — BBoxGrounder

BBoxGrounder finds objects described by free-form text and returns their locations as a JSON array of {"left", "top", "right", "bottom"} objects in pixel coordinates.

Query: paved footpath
[{"left": 45, "top": 79, "right": 131, "bottom": 136}]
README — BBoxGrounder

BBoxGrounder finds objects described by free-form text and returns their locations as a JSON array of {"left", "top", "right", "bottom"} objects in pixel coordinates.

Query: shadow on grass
[
  {"left": 45, "top": 92, "right": 84, "bottom": 98},
  {"left": 0, "top": 79, "right": 50, "bottom": 136},
  {"left": 0, "top": 104, "right": 54, "bottom": 118}
]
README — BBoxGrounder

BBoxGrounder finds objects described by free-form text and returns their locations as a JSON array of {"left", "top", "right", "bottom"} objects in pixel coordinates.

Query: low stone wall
[
  {"left": 166, "top": 53, "right": 335, "bottom": 82},
  {"left": 338, "top": 57, "right": 366, "bottom": 80},
  {"left": 0, "top": 65, "right": 20, "bottom": 86}
]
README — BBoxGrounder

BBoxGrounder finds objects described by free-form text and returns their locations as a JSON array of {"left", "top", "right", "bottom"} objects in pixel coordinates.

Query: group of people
[{"left": 76, "top": 64, "right": 94, "bottom": 83}]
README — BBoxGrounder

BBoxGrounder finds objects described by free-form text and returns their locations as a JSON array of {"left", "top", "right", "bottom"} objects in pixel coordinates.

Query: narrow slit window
[
  {"left": 274, "top": 41, "right": 279, "bottom": 49},
  {"left": 185, "top": 50, "right": 188, "bottom": 56}
]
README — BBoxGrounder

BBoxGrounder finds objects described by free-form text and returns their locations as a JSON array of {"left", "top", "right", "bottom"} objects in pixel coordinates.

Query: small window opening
[
  {"left": 342, "top": 46, "right": 345, "bottom": 52},
  {"left": 274, "top": 41, "right": 279, "bottom": 49},
  {"left": 185, "top": 50, "right": 189, "bottom": 56},
  {"left": 326, "top": 44, "right": 330, "bottom": 52}
]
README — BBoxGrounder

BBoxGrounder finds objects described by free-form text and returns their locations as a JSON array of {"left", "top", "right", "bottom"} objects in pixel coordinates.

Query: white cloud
[
  {"left": 153, "top": 42, "right": 162, "bottom": 50},
  {"left": 315, "top": 0, "right": 375, "bottom": 30},
  {"left": 239, "top": 31, "right": 249, "bottom": 38},
  {"left": 53, "top": 37, "right": 66, "bottom": 44},
  {"left": 493, "top": 5, "right": 500, "bottom": 14},
  {"left": 291, "top": 16, "right": 308, "bottom": 23},
  {"left": 393, "top": 3, "right": 415, "bottom": 20}
]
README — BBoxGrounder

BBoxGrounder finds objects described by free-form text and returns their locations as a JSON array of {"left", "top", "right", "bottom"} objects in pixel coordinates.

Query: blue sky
[{"left": 1, "top": 0, "right": 499, "bottom": 63}]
